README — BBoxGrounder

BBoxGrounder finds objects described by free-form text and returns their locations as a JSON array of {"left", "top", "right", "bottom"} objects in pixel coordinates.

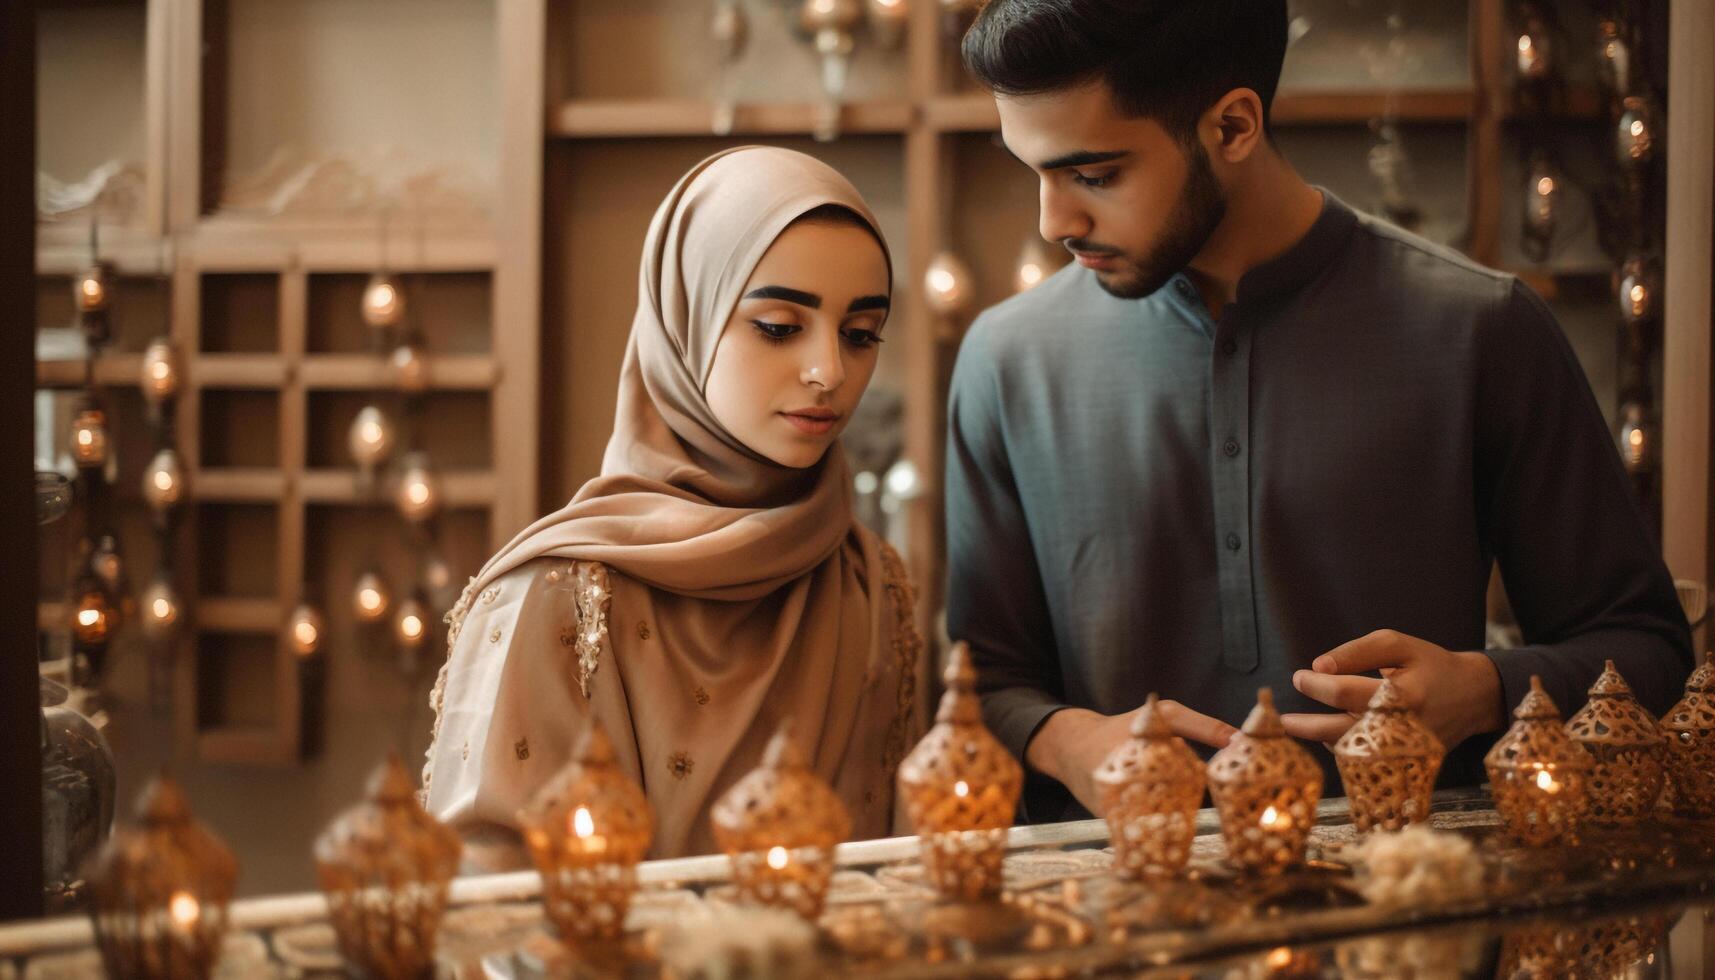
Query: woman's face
[{"left": 705, "top": 218, "right": 891, "bottom": 469}]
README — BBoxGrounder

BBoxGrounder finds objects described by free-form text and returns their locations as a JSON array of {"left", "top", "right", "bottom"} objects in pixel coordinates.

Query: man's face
[{"left": 997, "top": 81, "right": 1227, "bottom": 299}]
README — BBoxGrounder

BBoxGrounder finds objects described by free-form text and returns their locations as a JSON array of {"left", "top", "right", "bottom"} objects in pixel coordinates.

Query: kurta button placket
[{"left": 1210, "top": 310, "right": 1261, "bottom": 673}]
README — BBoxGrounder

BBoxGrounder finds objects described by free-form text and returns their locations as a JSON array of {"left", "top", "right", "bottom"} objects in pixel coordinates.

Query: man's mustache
[{"left": 1064, "top": 238, "right": 1123, "bottom": 258}]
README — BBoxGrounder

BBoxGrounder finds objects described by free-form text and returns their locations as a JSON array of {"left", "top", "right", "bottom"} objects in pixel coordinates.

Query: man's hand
[
  {"left": 1280, "top": 629, "right": 1507, "bottom": 750},
  {"left": 1026, "top": 701, "right": 1235, "bottom": 817}
]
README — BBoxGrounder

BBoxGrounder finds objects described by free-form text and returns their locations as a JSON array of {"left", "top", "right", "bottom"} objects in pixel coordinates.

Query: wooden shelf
[
  {"left": 549, "top": 99, "right": 915, "bottom": 138},
  {"left": 298, "top": 354, "right": 500, "bottom": 390},
  {"left": 35, "top": 355, "right": 144, "bottom": 389},
  {"left": 196, "top": 354, "right": 288, "bottom": 388},
  {"left": 181, "top": 221, "right": 498, "bottom": 273},
  {"left": 196, "top": 597, "right": 281, "bottom": 633},
  {"left": 298, "top": 468, "right": 497, "bottom": 506},
  {"left": 197, "top": 726, "right": 297, "bottom": 767},
  {"left": 194, "top": 468, "right": 287, "bottom": 502}
]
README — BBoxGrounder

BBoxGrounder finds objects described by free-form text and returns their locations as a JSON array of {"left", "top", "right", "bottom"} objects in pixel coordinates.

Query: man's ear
[{"left": 1205, "top": 88, "right": 1266, "bottom": 164}]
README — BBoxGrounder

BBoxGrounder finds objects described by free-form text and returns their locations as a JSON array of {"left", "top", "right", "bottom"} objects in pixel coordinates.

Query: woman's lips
[{"left": 780, "top": 410, "right": 840, "bottom": 435}]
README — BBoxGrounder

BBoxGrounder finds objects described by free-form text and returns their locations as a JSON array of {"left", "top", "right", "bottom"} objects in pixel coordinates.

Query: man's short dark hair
[{"left": 961, "top": 0, "right": 1290, "bottom": 140}]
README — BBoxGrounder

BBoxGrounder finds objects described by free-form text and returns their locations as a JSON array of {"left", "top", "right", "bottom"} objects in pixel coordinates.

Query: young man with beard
[{"left": 944, "top": 0, "right": 1693, "bottom": 821}]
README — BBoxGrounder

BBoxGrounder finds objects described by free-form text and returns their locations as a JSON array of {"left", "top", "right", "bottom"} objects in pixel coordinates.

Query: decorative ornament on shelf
[
  {"left": 1616, "top": 401, "right": 1655, "bottom": 475},
  {"left": 390, "top": 342, "right": 429, "bottom": 394},
  {"left": 71, "top": 402, "right": 110, "bottom": 469},
  {"left": 798, "top": 0, "right": 863, "bottom": 141},
  {"left": 140, "top": 575, "right": 181, "bottom": 643},
  {"left": 1617, "top": 255, "right": 1660, "bottom": 330},
  {"left": 1013, "top": 236, "right": 1058, "bottom": 294},
  {"left": 315, "top": 755, "right": 461, "bottom": 980},
  {"left": 361, "top": 273, "right": 406, "bottom": 331},
  {"left": 1206, "top": 688, "right": 1323, "bottom": 875},
  {"left": 1596, "top": 19, "right": 1631, "bottom": 96},
  {"left": 289, "top": 603, "right": 325, "bottom": 658},
  {"left": 519, "top": 718, "right": 655, "bottom": 945},
  {"left": 711, "top": 721, "right": 851, "bottom": 920},
  {"left": 395, "top": 452, "right": 441, "bottom": 524},
  {"left": 1513, "top": 8, "right": 1553, "bottom": 86},
  {"left": 709, "top": 0, "right": 749, "bottom": 136},
  {"left": 1565, "top": 661, "right": 1667, "bottom": 826},
  {"left": 348, "top": 404, "right": 397, "bottom": 470},
  {"left": 352, "top": 569, "right": 392, "bottom": 625},
  {"left": 866, "top": 0, "right": 907, "bottom": 49},
  {"left": 896, "top": 642, "right": 1023, "bottom": 902},
  {"left": 1615, "top": 96, "right": 1656, "bottom": 169},
  {"left": 140, "top": 338, "right": 181, "bottom": 405},
  {"left": 86, "top": 775, "right": 239, "bottom": 980},
  {"left": 924, "top": 250, "right": 975, "bottom": 322},
  {"left": 1522, "top": 155, "right": 1560, "bottom": 263},
  {"left": 1483, "top": 676, "right": 1592, "bottom": 847},
  {"left": 142, "top": 448, "right": 186, "bottom": 512},
  {"left": 1661, "top": 662, "right": 1715, "bottom": 819},
  {"left": 1092, "top": 692, "right": 1206, "bottom": 879},
  {"left": 1334, "top": 679, "right": 1444, "bottom": 833}
]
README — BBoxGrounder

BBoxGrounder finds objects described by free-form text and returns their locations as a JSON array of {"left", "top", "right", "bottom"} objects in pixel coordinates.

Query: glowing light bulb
[
  {"left": 75, "top": 266, "right": 111, "bottom": 312},
  {"left": 352, "top": 570, "right": 390, "bottom": 624},
  {"left": 396, "top": 595, "right": 429, "bottom": 650},
  {"left": 929, "top": 269, "right": 955, "bottom": 293},
  {"left": 924, "top": 251, "right": 974, "bottom": 316},
  {"left": 141, "top": 339, "right": 181, "bottom": 403},
  {"left": 953, "top": 780, "right": 970, "bottom": 798},
  {"left": 71, "top": 407, "right": 109, "bottom": 468},
  {"left": 142, "top": 578, "right": 181, "bottom": 640},
  {"left": 362, "top": 273, "right": 406, "bottom": 329},
  {"left": 395, "top": 454, "right": 440, "bottom": 524},
  {"left": 78, "top": 608, "right": 100, "bottom": 627},
  {"left": 1536, "top": 176, "right": 1554, "bottom": 196},
  {"left": 144, "top": 449, "right": 186, "bottom": 510},
  {"left": 348, "top": 405, "right": 395, "bottom": 467},
  {"left": 289, "top": 604, "right": 324, "bottom": 656},
  {"left": 767, "top": 846, "right": 790, "bottom": 869}
]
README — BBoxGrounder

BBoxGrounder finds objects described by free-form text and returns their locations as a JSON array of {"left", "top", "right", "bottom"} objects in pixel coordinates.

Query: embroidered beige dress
[{"left": 422, "top": 536, "right": 920, "bottom": 867}]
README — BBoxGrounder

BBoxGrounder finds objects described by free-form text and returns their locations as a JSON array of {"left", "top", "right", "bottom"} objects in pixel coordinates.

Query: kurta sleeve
[
  {"left": 944, "top": 318, "right": 1070, "bottom": 765},
  {"left": 1475, "top": 277, "right": 1694, "bottom": 722},
  {"left": 422, "top": 559, "right": 633, "bottom": 874}
]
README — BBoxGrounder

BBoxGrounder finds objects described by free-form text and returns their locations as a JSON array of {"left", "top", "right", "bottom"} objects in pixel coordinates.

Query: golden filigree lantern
[
  {"left": 315, "top": 755, "right": 462, "bottom": 980},
  {"left": 896, "top": 642, "right": 1023, "bottom": 902},
  {"left": 520, "top": 718, "right": 655, "bottom": 945},
  {"left": 1565, "top": 660, "right": 1667, "bottom": 826},
  {"left": 1092, "top": 693, "right": 1205, "bottom": 879},
  {"left": 1334, "top": 679, "right": 1445, "bottom": 833},
  {"left": 710, "top": 722, "right": 851, "bottom": 920},
  {"left": 87, "top": 775, "right": 239, "bottom": 980},
  {"left": 1206, "top": 688, "right": 1323, "bottom": 875},
  {"left": 1484, "top": 676, "right": 1592, "bottom": 846},
  {"left": 1662, "top": 662, "right": 1715, "bottom": 819}
]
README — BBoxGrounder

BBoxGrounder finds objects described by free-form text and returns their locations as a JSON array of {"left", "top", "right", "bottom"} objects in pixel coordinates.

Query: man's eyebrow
[
  {"left": 742, "top": 285, "right": 821, "bottom": 308},
  {"left": 846, "top": 295, "right": 890, "bottom": 314},
  {"left": 1037, "top": 149, "right": 1131, "bottom": 171}
]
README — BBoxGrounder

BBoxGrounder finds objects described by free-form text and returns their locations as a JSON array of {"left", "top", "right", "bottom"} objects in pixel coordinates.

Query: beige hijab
[{"left": 439, "top": 146, "right": 912, "bottom": 855}]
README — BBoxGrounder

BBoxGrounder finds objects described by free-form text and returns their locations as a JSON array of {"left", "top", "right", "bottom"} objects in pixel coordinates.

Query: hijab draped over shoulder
[{"left": 424, "top": 146, "right": 920, "bottom": 860}]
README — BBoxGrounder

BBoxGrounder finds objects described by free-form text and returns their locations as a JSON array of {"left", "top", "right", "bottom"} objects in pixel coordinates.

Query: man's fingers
[
  {"left": 1157, "top": 699, "right": 1238, "bottom": 748},
  {"left": 1293, "top": 669, "right": 1380, "bottom": 713},
  {"left": 1280, "top": 711, "right": 1357, "bottom": 745},
  {"left": 1313, "top": 628, "right": 1416, "bottom": 675}
]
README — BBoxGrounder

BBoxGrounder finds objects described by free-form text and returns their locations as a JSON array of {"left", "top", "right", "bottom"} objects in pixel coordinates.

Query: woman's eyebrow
[
  {"left": 846, "top": 295, "right": 890, "bottom": 314},
  {"left": 742, "top": 285, "right": 821, "bottom": 308}
]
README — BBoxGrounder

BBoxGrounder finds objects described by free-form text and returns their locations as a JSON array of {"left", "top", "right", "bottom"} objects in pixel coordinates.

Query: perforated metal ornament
[
  {"left": 1484, "top": 676, "right": 1592, "bottom": 847},
  {"left": 1335, "top": 679, "right": 1444, "bottom": 833},
  {"left": 1206, "top": 689, "right": 1323, "bottom": 875},
  {"left": 896, "top": 643, "right": 1023, "bottom": 901},
  {"left": 1092, "top": 693, "right": 1205, "bottom": 878},
  {"left": 1662, "top": 662, "right": 1715, "bottom": 819},
  {"left": 1565, "top": 660, "right": 1667, "bottom": 826}
]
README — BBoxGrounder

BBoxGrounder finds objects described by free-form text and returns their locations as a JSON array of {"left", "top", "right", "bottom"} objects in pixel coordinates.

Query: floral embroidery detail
[
  {"left": 637, "top": 621, "right": 651, "bottom": 641},
  {"left": 877, "top": 541, "right": 923, "bottom": 780},
  {"left": 515, "top": 738, "right": 530, "bottom": 761},
  {"left": 488, "top": 628, "right": 502, "bottom": 644},
  {"left": 480, "top": 586, "right": 500, "bottom": 605},
  {"left": 546, "top": 567, "right": 562, "bottom": 583},
  {"left": 693, "top": 686, "right": 710, "bottom": 706},
  {"left": 422, "top": 574, "right": 481, "bottom": 802},
  {"left": 668, "top": 752, "right": 694, "bottom": 780},
  {"left": 571, "top": 562, "right": 612, "bottom": 699}
]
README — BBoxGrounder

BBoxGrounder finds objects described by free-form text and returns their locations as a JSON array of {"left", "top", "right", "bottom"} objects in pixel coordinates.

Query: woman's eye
[
  {"left": 751, "top": 320, "right": 800, "bottom": 343},
  {"left": 841, "top": 327, "right": 884, "bottom": 349},
  {"left": 1072, "top": 170, "right": 1115, "bottom": 188}
]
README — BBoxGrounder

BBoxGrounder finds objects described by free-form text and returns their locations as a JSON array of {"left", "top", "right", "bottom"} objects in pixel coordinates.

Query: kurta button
[
  {"left": 1222, "top": 339, "right": 1237, "bottom": 355},
  {"left": 1226, "top": 532, "right": 1242, "bottom": 552},
  {"left": 1223, "top": 438, "right": 1240, "bottom": 457}
]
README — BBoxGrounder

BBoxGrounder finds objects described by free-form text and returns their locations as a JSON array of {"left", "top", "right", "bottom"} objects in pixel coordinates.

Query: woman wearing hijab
[{"left": 421, "top": 146, "right": 922, "bottom": 866}]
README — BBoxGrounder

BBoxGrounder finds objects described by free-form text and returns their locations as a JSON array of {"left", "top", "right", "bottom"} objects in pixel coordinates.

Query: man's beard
[{"left": 1078, "top": 140, "right": 1227, "bottom": 300}]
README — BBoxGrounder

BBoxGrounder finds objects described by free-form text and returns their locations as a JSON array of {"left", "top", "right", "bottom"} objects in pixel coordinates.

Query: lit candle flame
[
  {"left": 572, "top": 806, "right": 595, "bottom": 839},
  {"left": 767, "top": 846, "right": 790, "bottom": 870},
  {"left": 1266, "top": 946, "right": 1294, "bottom": 969},
  {"left": 953, "top": 780, "right": 969, "bottom": 798},
  {"left": 78, "top": 608, "right": 101, "bottom": 627},
  {"left": 1534, "top": 769, "right": 1560, "bottom": 793},
  {"left": 1260, "top": 805, "right": 1281, "bottom": 828}
]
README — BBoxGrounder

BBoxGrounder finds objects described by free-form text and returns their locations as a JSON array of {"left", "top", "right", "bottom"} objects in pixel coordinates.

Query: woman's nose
[{"left": 801, "top": 329, "right": 846, "bottom": 392}]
